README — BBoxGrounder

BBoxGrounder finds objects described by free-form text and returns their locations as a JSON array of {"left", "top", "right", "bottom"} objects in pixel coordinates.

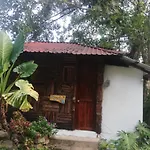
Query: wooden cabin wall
[
  {"left": 21, "top": 54, "right": 104, "bottom": 132},
  {"left": 22, "top": 53, "right": 76, "bottom": 130}
]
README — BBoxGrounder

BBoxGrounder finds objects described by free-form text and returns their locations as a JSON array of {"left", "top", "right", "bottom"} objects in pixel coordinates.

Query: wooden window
[{"left": 63, "top": 66, "right": 75, "bottom": 83}]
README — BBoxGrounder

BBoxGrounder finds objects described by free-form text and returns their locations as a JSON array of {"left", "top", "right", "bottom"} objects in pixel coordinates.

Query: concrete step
[{"left": 50, "top": 135, "right": 100, "bottom": 150}]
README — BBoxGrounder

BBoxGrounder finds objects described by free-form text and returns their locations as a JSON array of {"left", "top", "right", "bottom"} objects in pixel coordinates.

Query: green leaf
[
  {"left": 19, "top": 97, "right": 33, "bottom": 111},
  {"left": 0, "top": 31, "right": 13, "bottom": 71},
  {"left": 2, "top": 79, "right": 39, "bottom": 112},
  {"left": 117, "top": 131, "right": 138, "bottom": 150},
  {"left": 13, "top": 61, "right": 38, "bottom": 78},
  {"left": 1, "top": 64, "right": 14, "bottom": 94},
  {"left": 15, "top": 80, "right": 39, "bottom": 101},
  {"left": 10, "top": 32, "right": 25, "bottom": 63}
]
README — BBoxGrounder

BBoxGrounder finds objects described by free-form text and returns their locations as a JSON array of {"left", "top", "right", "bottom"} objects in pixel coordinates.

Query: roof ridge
[{"left": 25, "top": 41, "right": 123, "bottom": 54}]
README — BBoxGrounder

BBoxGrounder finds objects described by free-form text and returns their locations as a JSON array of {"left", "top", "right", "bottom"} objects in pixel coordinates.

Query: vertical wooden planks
[{"left": 96, "top": 64, "right": 104, "bottom": 133}]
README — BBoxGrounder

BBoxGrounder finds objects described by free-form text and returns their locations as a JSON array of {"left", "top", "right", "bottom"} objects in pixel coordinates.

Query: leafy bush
[
  {"left": 27, "top": 116, "right": 57, "bottom": 139},
  {"left": 9, "top": 111, "right": 57, "bottom": 150},
  {"left": 0, "top": 148, "right": 10, "bottom": 150},
  {"left": 9, "top": 111, "right": 31, "bottom": 135},
  {"left": 9, "top": 111, "right": 33, "bottom": 149},
  {"left": 144, "top": 92, "right": 150, "bottom": 126},
  {"left": 99, "top": 122, "right": 150, "bottom": 150}
]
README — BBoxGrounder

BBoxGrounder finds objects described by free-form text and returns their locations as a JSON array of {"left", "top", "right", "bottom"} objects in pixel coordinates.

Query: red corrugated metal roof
[{"left": 24, "top": 42, "right": 122, "bottom": 56}]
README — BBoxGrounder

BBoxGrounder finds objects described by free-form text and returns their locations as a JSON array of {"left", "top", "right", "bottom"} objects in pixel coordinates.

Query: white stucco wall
[{"left": 101, "top": 65, "right": 143, "bottom": 140}]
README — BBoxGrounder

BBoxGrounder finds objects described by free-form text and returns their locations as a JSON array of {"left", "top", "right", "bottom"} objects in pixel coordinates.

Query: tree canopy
[
  {"left": 0, "top": 0, "right": 76, "bottom": 41},
  {"left": 69, "top": 0, "right": 150, "bottom": 62},
  {"left": 1, "top": 0, "right": 150, "bottom": 62}
]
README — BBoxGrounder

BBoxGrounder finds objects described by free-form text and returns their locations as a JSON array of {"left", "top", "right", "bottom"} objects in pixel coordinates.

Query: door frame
[
  {"left": 74, "top": 60, "right": 97, "bottom": 131},
  {"left": 72, "top": 58, "right": 104, "bottom": 133}
]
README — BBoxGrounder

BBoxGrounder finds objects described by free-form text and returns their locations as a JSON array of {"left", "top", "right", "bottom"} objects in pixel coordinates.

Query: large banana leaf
[
  {"left": 0, "top": 31, "right": 13, "bottom": 74},
  {"left": 10, "top": 32, "right": 25, "bottom": 63},
  {"left": 13, "top": 61, "right": 38, "bottom": 78},
  {"left": 2, "top": 80, "right": 39, "bottom": 112}
]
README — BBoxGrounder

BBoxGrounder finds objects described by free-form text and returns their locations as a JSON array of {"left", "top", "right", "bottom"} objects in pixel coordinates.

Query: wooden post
[{"left": 96, "top": 64, "right": 104, "bottom": 134}]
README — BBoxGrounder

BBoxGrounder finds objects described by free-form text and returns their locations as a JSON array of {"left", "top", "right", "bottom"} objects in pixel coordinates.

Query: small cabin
[{"left": 21, "top": 42, "right": 149, "bottom": 139}]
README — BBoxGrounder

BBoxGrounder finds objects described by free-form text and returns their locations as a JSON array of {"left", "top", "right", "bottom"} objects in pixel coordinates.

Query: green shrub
[
  {"left": 27, "top": 116, "right": 57, "bottom": 139},
  {"left": 9, "top": 111, "right": 31, "bottom": 136},
  {"left": 10, "top": 112, "right": 57, "bottom": 150},
  {"left": 144, "top": 92, "right": 150, "bottom": 125},
  {"left": 99, "top": 122, "right": 150, "bottom": 150},
  {"left": 0, "top": 148, "right": 9, "bottom": 150}
]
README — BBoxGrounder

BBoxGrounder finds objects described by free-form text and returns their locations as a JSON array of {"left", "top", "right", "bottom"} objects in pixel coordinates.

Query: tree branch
[
  {"left": 50, "top": 7, "right": 73, "bottom": 19},
  {"left": 60, "top": 0, "right": 89, "bottom": 11},
  {"left": 50, "top": 9, "right": 76, "bottom": 23}
]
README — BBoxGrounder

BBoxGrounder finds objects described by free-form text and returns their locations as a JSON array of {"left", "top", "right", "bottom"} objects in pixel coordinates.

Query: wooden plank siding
[
  {"left": 20, "top": 53, "right": 104, "bottom": 133},
  {"left": 24, "top": 54, "right": 76, "bottom": 129}
]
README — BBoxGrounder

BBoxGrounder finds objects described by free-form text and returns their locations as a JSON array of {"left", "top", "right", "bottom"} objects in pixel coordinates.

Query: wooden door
[{"left": 76, "top": 62, "right": 97, "bottom": 130}]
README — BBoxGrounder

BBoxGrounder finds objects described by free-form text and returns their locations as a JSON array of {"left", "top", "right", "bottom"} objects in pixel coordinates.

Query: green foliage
[
  {"left": 9, "top": 111, "right": 33, "bottom": 149},
  {"left": 13, "top": 61, "right": 38, "bottom": 78},
  {"left": 99, "top": 122, "right": 150, "bottom": 150},
  {"left": 0, "top": 0, "right": 75, "bottom": 41},
  {"left": 10, "top": 112, "right": 57, "bottom": 150},
  {"left": 0, "top": 148, "right": 10, "bottom": 150},
  {"left": 0, "top": 31, "right": 39, "bottom": 112},
  {"left": 27, "top": 116, "right": 57, "bottom": 139},
  {"left": 9, "top": 111, "right": 31, "bottom": 135},
  {"left": 1, "top": 0, "right": 150, "bottom": 62},
  {"left": 0, "top": 31, "right": 13, "bottom": 74},
  {"left": 144, "top": 91, "right": 150, "bottom": 126},
  {"left": 10, "top": 32, "right": 25, "bottom": 63},
  {"left": 69, "top": 0, "right": 150, "bottom": 62},
  {"left": 116, "top": 131, "right": 138, "bottom": 150},
  {"left": 3, "top": 80, "right": 39, "bottom": 111},
  {"left": 99, "top": 139, "right": 115, "bottom": 150}
]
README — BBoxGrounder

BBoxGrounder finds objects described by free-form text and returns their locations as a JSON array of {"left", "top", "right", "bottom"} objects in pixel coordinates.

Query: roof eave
[{"left": 121, "top": 56, "right": 150, "bottom": 73}]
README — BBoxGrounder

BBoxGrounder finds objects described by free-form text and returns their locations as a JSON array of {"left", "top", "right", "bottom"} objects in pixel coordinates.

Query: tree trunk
[{"left": 0, "top": 97, "right": 9, "bottom": 131}]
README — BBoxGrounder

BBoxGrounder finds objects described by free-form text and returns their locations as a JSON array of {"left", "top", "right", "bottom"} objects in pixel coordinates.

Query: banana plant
[{"left": 0, "top": 31, "right": 39, "bottom": 131}]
